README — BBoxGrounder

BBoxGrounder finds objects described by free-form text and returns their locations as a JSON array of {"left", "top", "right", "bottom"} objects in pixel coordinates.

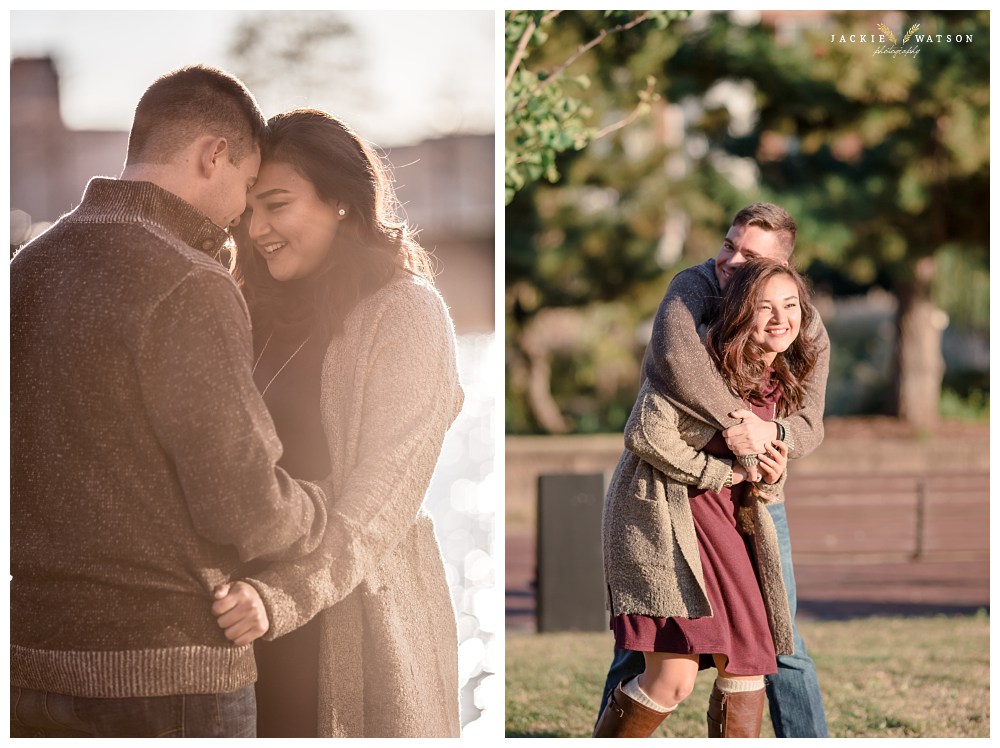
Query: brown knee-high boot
[
  {"left": 593, "top": 681, "right": 670, "bottom": 738},
  {"left": 706, "top": 684, "right": 765, "bottom": 737}
]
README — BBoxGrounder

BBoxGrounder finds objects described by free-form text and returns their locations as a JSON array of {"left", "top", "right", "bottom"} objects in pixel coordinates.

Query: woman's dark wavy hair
[
  {"left": 705, "top": 258, "right": 819, "bottom": 416},
  {"left": 231, "top": 109, "right": 435, "bottom": 342}
]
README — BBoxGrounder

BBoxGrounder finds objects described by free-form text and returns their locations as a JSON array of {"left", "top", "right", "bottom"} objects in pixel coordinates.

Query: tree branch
[
  {"left": 540, "top": 12, "right": 650, "bottom": 92},
  {"left": 511, "top": 11, "right": 652, "bottom": 115},
  {"left": 505, "top": 10, "right": 561, "bottom": 91},
  {"left": 505, "top": 14, "right": 537, "bottom": 91},
  {"left": 592, "top": 78, "right": 657, "bottom": 140}
]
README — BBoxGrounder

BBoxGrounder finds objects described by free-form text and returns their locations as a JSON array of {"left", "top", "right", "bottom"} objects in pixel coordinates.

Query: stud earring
[{"left": 338, "top": 208, "right": 346, "bottom": 217}]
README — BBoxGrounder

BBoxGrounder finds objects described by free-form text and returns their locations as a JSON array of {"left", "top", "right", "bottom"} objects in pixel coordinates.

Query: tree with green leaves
[
  {"left": 505, "top": 10, "right": 688, "bottom": 205},
  {"left": 505, "top": 10, "right": 693, "bottom": 432}
]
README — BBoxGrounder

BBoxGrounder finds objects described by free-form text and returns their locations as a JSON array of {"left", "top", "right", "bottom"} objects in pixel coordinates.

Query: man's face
[
  {"left": 206, "top": 147, "right": 261, "bottom": 229},
  {"left": 714, "top": 223, "right": 788, "bottom": 290}
]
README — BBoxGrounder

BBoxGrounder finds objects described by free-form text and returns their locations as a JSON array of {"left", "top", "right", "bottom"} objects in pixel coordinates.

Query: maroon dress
[{"left": 612, "top": 378, "right": 782, "bottom": 676}]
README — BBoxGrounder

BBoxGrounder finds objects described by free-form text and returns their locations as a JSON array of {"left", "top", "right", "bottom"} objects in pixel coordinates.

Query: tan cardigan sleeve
[
  {"left": 243, "top": 281, "right": 463, "bottom": 639},
  {"left": 624, "top": 381, "right": 734, "bottom": 493}
]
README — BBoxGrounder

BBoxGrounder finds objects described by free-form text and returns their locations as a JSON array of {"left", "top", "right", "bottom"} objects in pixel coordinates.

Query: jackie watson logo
[{"left": 831, "top": 21, "right": 975, "bottom": 57}]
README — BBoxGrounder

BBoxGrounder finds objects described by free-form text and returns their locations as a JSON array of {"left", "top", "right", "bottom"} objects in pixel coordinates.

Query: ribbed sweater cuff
[
  {"left": 699, "top": 457, "right": 733, "bottom": 492},
  {"left": 11, "top": 644, "right": 256, "bottom": 698}
]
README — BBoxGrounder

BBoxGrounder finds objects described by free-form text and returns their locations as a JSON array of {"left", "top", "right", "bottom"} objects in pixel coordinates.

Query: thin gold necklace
[{"left": 252, "top": 331, "right": 312, "bottom": 397}]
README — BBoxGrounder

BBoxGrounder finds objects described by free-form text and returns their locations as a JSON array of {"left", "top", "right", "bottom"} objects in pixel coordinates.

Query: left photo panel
[{"left": 9, "top": 10, "right": 498, "bottom": 739}]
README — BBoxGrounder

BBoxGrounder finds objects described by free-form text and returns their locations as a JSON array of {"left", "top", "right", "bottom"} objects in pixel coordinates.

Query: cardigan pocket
[
  {"left": 617, "top": 494, "right": 673, "bottom": 571},
  {"left": 606, "top": 494, "right": 713, "bottom": 619},
  {"left": 606, "top": 493, "right": 676, "bottom": 617}
]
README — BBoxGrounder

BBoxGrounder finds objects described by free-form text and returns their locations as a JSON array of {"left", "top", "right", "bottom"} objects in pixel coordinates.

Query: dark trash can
[{"left": 536, "top": 472, "right": 607, "bottom": 632}]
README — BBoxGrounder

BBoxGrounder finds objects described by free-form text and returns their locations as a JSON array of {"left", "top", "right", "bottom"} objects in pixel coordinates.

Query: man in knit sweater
[
  {"left": 11, "top": 66, "right": 330, "bottom": 738},
  {"left": 597, "top": 203, "right": 830, "bottom": 737}
]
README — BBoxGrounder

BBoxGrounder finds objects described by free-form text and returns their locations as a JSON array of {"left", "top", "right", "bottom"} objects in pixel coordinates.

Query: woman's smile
[{"left": 260, "top": 241, "right": 288, "bottom": 255}]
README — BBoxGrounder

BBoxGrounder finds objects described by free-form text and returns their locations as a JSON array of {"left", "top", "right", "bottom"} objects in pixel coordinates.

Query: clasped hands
[
  {"left": 723, "top": 408, "right": 788, "bottom": 485},
  {"left": 211, "top": 581, "right": 269, "bottom": 646}
]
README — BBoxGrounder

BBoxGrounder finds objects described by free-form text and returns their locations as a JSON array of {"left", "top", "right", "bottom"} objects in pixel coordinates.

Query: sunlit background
[{"left": 9, "top": 9, "right": 499, "bottom": 736}]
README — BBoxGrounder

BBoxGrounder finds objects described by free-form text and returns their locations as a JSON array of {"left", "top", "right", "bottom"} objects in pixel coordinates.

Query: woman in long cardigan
[
  {"left": 596, "top": 259, "right": 820, "bottom": 738},
  {"left": 214, "top": 109, "right": 463, "bottom": 737}
]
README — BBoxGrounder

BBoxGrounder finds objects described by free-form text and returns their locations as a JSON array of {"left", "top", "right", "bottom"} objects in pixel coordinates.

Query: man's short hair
[
  {"left": 731, "top": 202, "right": 797, "bottom": 256},
  {"left": 126, "top": 65, "right": 266, "bottom": 166}
]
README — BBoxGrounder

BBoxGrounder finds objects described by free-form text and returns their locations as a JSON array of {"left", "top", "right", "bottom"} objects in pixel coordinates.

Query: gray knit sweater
[{"left": 11, "top": 178, "right": 329, "bottom": 698}]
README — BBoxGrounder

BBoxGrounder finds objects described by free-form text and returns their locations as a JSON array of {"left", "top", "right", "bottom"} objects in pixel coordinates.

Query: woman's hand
[
  {"left": 211, "top": 581, "right": 269, "bottom": 645},
  {"left": 758, "top": 440, "right": 789, "bottom": 484},
  {"left": 731, "top": 463, "right": 750, "bottom": 486}
]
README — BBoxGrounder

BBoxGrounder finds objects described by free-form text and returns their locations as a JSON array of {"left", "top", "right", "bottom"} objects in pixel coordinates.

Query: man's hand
[
  {"left": 758, "top": 440, "right": 789, "bottom": 484},
  {"left": 723, "top": 409, "right": 779, "bottom": 456},
  {"left": 211, "top": 581, "right": 269, "bottom": 646}
]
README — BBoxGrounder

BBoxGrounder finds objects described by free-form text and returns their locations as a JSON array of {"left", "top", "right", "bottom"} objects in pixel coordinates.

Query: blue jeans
[
  {"left": 10, "top": 685, "right": 256, "bottom": 738},
  {"left": 598, "top": 502, "right": 828, "bottom": 738}
]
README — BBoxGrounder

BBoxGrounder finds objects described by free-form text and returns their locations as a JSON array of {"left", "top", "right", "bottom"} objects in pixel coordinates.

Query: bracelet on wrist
[{"left": 771, "top": 420, "right": 785, "bottom": 442}]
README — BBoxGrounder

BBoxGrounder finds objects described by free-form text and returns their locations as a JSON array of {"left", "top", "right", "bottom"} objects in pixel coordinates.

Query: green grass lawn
[{"left": 506, "top": 612, "right": 989, "bottom": 738}]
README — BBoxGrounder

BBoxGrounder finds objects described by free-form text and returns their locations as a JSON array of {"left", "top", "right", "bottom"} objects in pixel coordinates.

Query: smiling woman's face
[
  {"left": 246, "top": 161, "right": 343, "bottom": 282},
  {"left": 750, "top": 273, "right": 801, "bottom": 363}
]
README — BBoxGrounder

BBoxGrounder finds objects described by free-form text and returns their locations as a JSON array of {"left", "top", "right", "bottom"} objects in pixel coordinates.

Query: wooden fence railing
[{"left": 782, "top": 470, "right": 989, "bottom": 561}]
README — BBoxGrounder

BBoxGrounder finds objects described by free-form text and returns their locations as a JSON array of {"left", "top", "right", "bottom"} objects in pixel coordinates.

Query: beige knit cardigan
[
  {"left": 244, "top": 273, "right": 464, "bottom": 737},
  {"left": 602, "top": 381, "right": 794, "bottom": 656}
]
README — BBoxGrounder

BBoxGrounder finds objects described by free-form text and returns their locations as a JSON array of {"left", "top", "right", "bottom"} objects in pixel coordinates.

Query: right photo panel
[{"left": 504, "top": 10, "right": 989, "bottom": 739}]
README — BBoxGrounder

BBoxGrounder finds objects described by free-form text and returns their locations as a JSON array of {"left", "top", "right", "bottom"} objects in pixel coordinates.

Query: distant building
[
  {"left": 11, "top": 57, "right": 129, "bottom": 225},
  {"left": 10, "top": 57, "right": 494, "bottom": 333}
]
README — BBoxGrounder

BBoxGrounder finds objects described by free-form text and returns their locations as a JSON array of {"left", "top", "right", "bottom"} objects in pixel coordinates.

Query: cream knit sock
[
  {"left": 622, "top": 677, "right": 678, "bottom": 714},
  {"left": 715, "top": 676, "right": 765, "bottom": 693}
]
